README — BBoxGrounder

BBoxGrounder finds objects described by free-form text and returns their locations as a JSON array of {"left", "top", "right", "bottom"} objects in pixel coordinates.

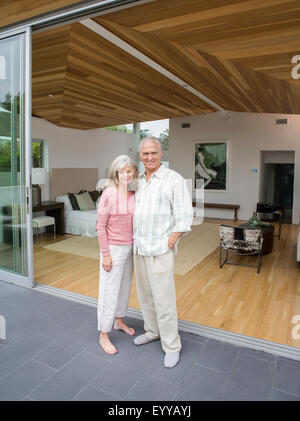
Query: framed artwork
[{"left": 194, "top": 142, "right": 228, "bottom": 191}]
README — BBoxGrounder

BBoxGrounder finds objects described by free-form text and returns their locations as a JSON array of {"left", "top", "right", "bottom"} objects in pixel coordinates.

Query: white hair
[
  {"left": 96, "top": 154, "right": 138, "bottom": 190},
  {"left": 139, "top": 136, "right": 162, "bottom": 152}
]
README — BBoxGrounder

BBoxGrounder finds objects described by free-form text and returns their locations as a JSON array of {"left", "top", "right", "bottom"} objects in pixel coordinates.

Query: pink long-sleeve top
[{"left": 97, "top": 186, "right": 135, "bottom": 257}]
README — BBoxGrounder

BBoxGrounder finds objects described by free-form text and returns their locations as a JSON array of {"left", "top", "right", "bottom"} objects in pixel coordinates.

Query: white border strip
[
  {"left": 34, "top": 282, "right": 300, "bottom": 361},
  {"left": 80, "top": 18, "right": 225, "bottom": 112}
]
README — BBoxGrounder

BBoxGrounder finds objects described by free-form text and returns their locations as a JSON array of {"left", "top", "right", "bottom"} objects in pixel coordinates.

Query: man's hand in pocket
[{"left": 168, "top": 232, "right": 182, "bottom": 250}]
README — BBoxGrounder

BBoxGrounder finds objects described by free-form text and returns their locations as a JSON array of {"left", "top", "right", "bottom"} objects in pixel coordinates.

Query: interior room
[
  {"left": 1, "top": 0, "right": 300, "bottom": 356},
  {"left": 31, "top": 110, "right": 300, "bottom": 349}
]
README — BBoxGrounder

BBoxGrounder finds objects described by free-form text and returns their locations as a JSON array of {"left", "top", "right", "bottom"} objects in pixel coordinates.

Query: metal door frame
[{"left": 0, "top": 26, "right": 33, "bottom": 288}]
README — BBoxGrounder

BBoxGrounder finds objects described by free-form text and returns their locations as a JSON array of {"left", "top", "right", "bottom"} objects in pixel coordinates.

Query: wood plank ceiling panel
[
  {"left": 31, "top": 0, "right": 300, "bottom": 129},
  {"left": 94, "top": 0, "right": 300, "bottom": 115},
  {"left": 0, "top": 0, "right": 82, "bottom": 28},
  {"left": 32, "top": 25, "right": 71, "bottom": 125},
  {"left": 32, "top": 22, "right": 214, "bottom": 129}
]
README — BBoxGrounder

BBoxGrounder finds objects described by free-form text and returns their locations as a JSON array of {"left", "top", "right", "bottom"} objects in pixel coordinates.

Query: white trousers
[
  {"left": 133, "top": 250, "right": 181, "bottom": 353},
  {"left": 97, "top": 244, "right": 133, "bottom": 332}
]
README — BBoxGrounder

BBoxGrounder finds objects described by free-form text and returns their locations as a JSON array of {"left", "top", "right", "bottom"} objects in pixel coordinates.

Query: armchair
[{"left": 219, "top": 224, "right": 263, "bottom": 273}]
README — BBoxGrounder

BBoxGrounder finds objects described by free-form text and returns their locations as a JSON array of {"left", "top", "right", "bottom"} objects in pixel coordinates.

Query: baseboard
[{"left": 34, "top": 282, "right": 300, "bottom": 362}]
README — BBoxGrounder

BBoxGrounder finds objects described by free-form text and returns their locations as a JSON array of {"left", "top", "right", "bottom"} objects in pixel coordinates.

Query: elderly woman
[{"left": 97, "top": 155, "right": 138, "bottom": 354}]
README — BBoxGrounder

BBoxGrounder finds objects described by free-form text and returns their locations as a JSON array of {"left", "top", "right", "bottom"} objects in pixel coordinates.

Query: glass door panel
[{"left": 0, "top": 29, "right": 33, "bottom": 287}]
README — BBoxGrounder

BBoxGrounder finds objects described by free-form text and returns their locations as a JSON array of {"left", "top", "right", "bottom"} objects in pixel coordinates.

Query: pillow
[
  {"left": 67, "top": 190, "right": 99, "bottom": 210},
  {"left": 74, "top": 191, "right": 96, "bottom": 211},
  {"left": 68, "top": 193, "right": 80, "bottom": 210},
  {"left": 89, "top": 190, "right": 101, "bottom": 203}
]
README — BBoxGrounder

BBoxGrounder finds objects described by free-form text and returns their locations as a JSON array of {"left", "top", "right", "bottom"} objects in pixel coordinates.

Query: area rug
[
  {"left": 43, "top": 222, "right": 220, "bottom": 275},
  {"left": 174, "top": 222, "right": 219, "bottom": 275},
  {"left": 43, "top": 236, "right": 100, "bottom": 260}
]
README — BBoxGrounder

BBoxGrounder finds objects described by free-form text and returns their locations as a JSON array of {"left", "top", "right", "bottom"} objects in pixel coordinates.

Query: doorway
[
  {"left": 260, "top": 151, "right": 295, "bottom": 223},
  {"left": 31, "top": 17, "right": 300, "bottom": 355},
  {"left": 273, "top": 163, "right": 294, "bottom": 222},
  {"left": 2, "top": 1, "right": 300, "bottom": 361}
]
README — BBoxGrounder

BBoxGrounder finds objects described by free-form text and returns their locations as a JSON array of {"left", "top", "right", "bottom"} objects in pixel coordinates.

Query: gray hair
[
  {"left": 139, "top": 136, "right": 162, "bottom": 152},
  {"left": 97, "top": 154, "right": 138, "bottom": 190}
]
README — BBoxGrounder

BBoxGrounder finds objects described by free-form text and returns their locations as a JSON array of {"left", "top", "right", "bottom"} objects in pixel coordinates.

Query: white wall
[
  {"left": 32, "top": 117, "right": 138, "bottom": 200},
  {"left": 169, "top": 111, "right": 300, "bottom": 224},
  {"left": 262, "top": 150, "right": 295, "bottom": 164}
]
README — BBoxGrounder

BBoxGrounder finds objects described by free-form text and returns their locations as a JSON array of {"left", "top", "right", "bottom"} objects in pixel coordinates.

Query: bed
[
  {"left": 50, "top": 168, "right": 100, "bottom": 238},
  {"left": 55, "top": 195, "right": 97, "bottom": 237}
]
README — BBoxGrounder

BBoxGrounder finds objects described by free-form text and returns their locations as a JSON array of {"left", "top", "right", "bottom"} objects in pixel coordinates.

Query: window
[
  {"left": 104, "top": 123, "right": 134, "bottom": 134},
  {"left": 0, "top": 138, "right": 15, "bottom": 172},
  {"left": 0, "top": 100, "right": 20, "bottom": 173},
  {"left": 0, "top": 139, "right": 43, "bottom": 173},
  {"left": 139, "top": 119, "right": 169, "bottom": 172},
  {"left": 32, "top": 140, "right": 43, "bottom": 168}
]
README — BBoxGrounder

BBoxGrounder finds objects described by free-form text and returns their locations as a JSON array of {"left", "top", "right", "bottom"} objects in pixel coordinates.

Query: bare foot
[
  {"left": 99, "top": 334, "right": 118, "bottom": 355},
  {"left": 114, "top": 319, "right": 136, "bottom": 336}
]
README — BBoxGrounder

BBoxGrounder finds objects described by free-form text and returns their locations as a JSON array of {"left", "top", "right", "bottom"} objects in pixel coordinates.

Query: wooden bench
[{"left": 192, "top": 202, "right": 240, "bottom": 223}]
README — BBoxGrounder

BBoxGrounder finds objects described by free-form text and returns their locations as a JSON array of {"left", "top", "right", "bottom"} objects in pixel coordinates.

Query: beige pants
[
  {"left": 97, "top": 245, "right": 133, "bottom": 332},
  {"left": 134, "top": 250, "right": 181, "bottom": 353}
]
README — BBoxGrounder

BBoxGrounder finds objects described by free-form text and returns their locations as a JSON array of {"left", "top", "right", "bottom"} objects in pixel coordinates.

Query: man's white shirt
[{"left": 133, "top": 163, "right": 193, "bottom": 256}]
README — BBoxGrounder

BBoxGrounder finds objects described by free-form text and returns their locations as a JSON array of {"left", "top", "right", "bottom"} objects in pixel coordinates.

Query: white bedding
[
  {"left": 56, "top": 195, "right": 97, "bottom": 237},
  {"left": 68, "top": 209, "right": 97, "bottom": 222}
]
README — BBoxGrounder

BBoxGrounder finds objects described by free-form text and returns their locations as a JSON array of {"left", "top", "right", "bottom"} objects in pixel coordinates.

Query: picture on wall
[{"left": 195, "top": 142, "right": 227, "bottom": 190}]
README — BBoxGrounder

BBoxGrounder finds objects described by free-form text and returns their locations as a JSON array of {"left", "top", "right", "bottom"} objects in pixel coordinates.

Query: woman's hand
[{"left": 103, "top": 256, "right": 113, "bottom": 272}]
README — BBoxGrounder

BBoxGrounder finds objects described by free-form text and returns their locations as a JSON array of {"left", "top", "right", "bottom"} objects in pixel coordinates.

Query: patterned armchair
[{"left": 219, "top": 224, "right": 263, "bottom": 273}]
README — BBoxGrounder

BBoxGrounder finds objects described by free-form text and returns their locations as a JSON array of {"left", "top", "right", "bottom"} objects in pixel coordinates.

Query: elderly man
[{"left": 133, "top": 136, "right": 193, "bottom": 368}]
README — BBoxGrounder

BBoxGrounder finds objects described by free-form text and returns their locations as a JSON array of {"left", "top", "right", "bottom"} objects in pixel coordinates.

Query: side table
[
  {"left": 239, "top": 223, "right": 274, "bottom": 255},
  {"left": 256, "top": 206, "right": 283, "bottom": 239}
]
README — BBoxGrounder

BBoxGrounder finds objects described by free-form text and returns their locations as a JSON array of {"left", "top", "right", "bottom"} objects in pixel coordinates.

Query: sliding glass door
[{"left": 0, "top": 28, "right": 33, "bottom": 287}]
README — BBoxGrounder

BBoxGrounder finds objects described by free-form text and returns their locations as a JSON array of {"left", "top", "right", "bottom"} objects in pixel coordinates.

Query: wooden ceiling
[
  {"left": 0, "top": 0, "right": 82, "bottom": 28},
  {"left": 32, "top": 22, "right": 214, "bottom": 129},
  {"left": 32, "top": 0, "right": 300, "bottom": 129}
]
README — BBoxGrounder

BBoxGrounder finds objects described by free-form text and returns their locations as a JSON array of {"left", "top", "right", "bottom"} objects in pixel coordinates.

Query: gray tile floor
[{"left": 1, "top": 280, "right": 300, "bottom": 401}]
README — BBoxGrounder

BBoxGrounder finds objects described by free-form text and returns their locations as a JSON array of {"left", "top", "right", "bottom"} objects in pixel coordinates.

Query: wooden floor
[{"left": 33, "top": 220, "right": 300, "bottom": 348}]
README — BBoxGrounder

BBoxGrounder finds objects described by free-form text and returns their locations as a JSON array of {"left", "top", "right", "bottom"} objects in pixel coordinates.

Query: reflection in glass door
[{"left": 0, "top": 29, "right": 33, "bottom": 287}]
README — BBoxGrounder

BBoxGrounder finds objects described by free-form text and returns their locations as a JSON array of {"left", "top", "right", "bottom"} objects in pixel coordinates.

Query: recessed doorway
[{"left": 260, "top": 151, "right": 295, "bottom": 223}]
